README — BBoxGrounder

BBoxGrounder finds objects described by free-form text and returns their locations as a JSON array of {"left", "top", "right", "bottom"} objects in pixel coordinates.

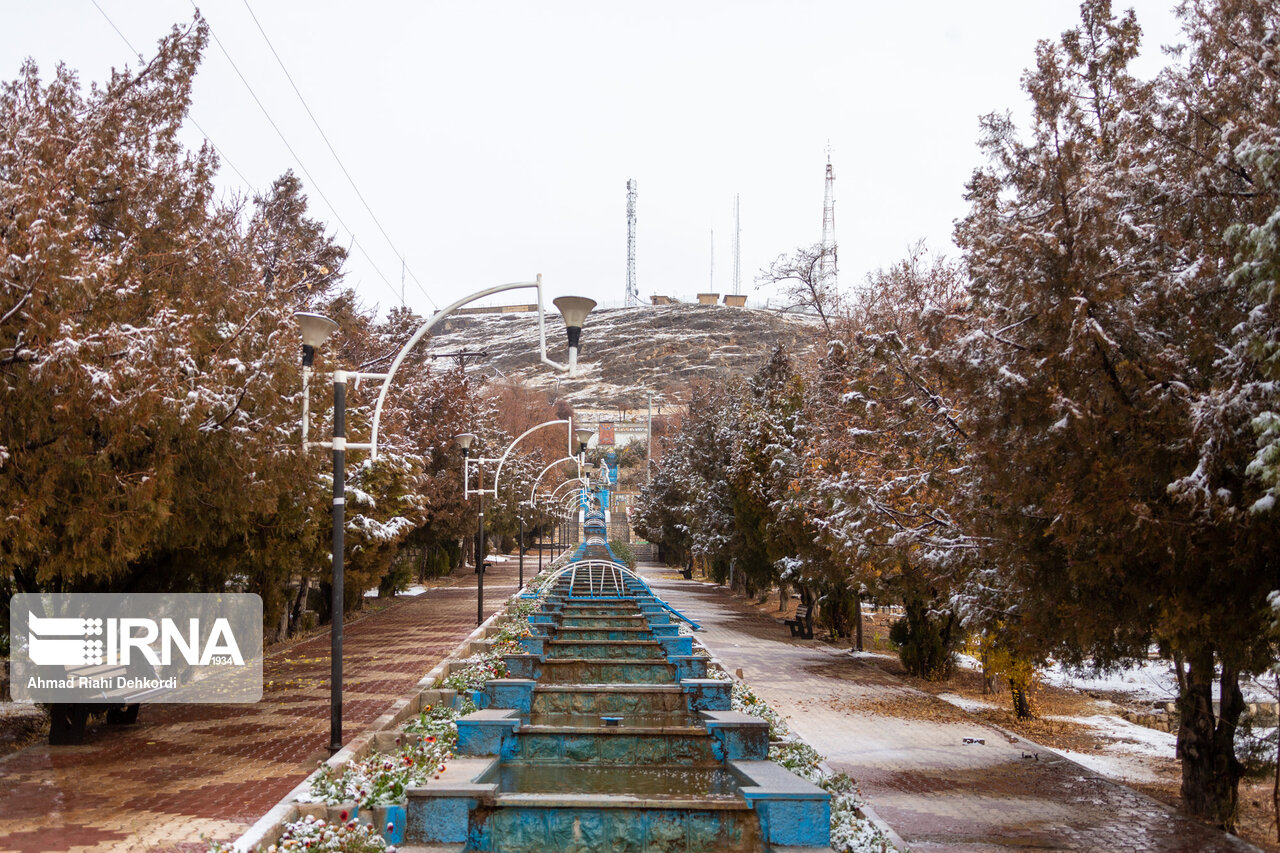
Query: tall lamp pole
[
  {"left": 455, "top": 433, "right": 485, "bottom": 625},
  {"left": 294, "top": 312, "right": 345, "bottom": 754}
]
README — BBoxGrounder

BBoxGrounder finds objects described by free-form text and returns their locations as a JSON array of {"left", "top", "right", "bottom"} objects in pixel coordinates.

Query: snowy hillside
[{"left": 426, "top": 303, "right": 820, "bottom": 407}]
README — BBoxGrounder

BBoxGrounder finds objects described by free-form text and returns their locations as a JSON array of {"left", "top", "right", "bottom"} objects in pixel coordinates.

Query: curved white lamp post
[{"left": 292, "top": 277, "right": 593, "bottom": 753}]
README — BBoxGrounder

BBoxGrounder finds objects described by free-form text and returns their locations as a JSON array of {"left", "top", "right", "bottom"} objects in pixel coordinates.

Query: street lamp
[
  {"left": 293, "top": 277, "right": 592, "bottom": 754},
  {"left": 369, "top": 279, "right": 594, "bottom": 461},
  {"left": 553, "top": 296, "right": 597, "bottom": 375},
  {"left": 454, "top": 432, "right": 487, "bottom": 625},
  {"left": 292, "top": 310, "right": 346, "bottom": 755}
]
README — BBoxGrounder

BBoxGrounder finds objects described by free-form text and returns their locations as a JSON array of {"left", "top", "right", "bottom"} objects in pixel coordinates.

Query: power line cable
[
  {"left": 241, "top": 0, "right": 438, "bottom": 311},
  {"left": 89, "top": 0, "right": 253, "bottom": 187},
  {"left": 187, "top": 0, "right": 404, "bottom": 306}
]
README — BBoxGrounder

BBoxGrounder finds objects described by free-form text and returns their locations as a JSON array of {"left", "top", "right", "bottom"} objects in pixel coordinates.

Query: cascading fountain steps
[{"left": 403, "top": 536, "right": 833, "bottom": 852}]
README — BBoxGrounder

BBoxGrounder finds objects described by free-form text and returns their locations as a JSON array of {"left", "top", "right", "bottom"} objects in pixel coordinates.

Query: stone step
[
  {"left": 544, "top": 639, "right": 666, "bottom": 660},
  {"left": 546, "top": 626, "right": 652, "bottom": 642},
  {"left": 513, "top": 728, "right": 721, "bottom": 765},
  {"left": 529, "top": 712, "right": 699, "bottom": 729},
  {"left": 558, "top": 614, "right": 649, "bottom": 624},
  {"left": 466, "top": 802, "right": 766, "bottom": 853},
  {"left": 532, "top": 684, "right": 690, "bottom": 716},
  {"left": 487, "top": 763, "right": 741, "bottom": 798},
  {"left": 539, "top": 659, "right": 678, "bottom": 685}
]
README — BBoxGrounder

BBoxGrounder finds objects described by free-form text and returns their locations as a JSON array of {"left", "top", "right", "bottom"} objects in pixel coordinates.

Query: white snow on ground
[
  {"left": 1040, "top": 659, "right": 1180, "bottom": 704},
  {"left": 935, "top": 691, "right": 1178, "bottom": 784},
  {"left": 959, "top": 653, "right": 1276, "bottom": 704},
  {"left": 363, "top": 584, "right": 428, "bottom": 598},
  {"left": 1052, "top": 747, "right": 1164, "bottom": 784},
  {"left": 847, "top": 650, "right": 895, "bottom": 661},
  {"left": 1053, "top": 714, "right": 1179, "bottom": 758},
  {"left": 1045, "top": 713, "right": 1177, "bottom": 784},
  {"left": 936, "top": 692, "right": 1001, "bottom": 713}
]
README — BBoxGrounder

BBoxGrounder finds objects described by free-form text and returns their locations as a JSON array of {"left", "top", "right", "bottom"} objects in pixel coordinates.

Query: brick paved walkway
[
  {"left": 643, "top": 565, "right": 1258, "bottom": 853},
  {"left": 0, "top": 555, "right": 534, "bottom": 853}
]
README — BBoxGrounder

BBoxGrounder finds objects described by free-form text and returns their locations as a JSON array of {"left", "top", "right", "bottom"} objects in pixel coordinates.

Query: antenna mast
[
  {"left": 732, "top": 194, "right": 741, "bottom": 296},
  {"left": 820, "top": 147, "right": 837, "bottom": 287},
  {"left": 625, "top": 179, "right": 639, "bottom": 307},
  {"left": 709, "top": 229, "right": 715, "bottom": 291}
]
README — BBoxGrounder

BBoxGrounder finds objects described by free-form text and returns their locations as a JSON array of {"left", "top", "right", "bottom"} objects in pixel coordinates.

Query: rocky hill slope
[{"left": 427, "top": 303, "right": 819, "bottom": 408}]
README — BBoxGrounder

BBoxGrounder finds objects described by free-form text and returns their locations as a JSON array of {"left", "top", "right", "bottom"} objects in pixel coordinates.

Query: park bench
[
  {"left": 45, "top": 662, "right": 147, "bottom": 744},
  {"left": 785, "top": 605, "right": 813, "bottom": 640}
]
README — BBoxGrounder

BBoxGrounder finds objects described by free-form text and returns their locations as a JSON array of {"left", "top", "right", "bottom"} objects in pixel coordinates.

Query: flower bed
[
  {"left": 732, "top": 679, "right": 896, "bottom": 852},
  {"left": 299, "top": 701, "right": 472, "bottom": 809},
  {"left": 207, "top": 814, "right": 395, "bottom": 852},
  {"left": 439, "top": 650, "right": 509, "bottom": 693},
  {"left": 205, "top": 588, "right": 542, "bottom": 852}
]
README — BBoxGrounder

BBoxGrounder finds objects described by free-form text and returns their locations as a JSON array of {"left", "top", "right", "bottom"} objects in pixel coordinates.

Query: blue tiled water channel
[{"left": 404, "top": 521, "right": 831, "bottom": 851}]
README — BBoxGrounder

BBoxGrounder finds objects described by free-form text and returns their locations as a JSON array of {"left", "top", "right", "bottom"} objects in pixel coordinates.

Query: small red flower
[
  {"left": 339, "top": 809, "right": 349, "bottom": 821},
  {"left": 387, "top": 822, "right": 395, "bottom": 832}
]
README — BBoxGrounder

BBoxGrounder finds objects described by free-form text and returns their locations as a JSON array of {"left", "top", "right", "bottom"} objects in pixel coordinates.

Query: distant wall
[{"left": 453, "top": 303, "right": 538, "bottom": 316}]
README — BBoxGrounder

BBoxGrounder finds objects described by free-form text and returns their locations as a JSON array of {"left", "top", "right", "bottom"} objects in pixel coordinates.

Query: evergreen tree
[{"left": 949, "top": 0, "right": 1279, "bottom": 826}]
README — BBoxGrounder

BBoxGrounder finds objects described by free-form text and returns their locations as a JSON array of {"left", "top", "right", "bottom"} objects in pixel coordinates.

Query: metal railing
[{"left": 543, "top": 561, "right": 703, "bottom": 630}]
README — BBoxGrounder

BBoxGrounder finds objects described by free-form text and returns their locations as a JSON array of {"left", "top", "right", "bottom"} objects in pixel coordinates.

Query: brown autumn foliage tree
[
  {"left": 947, "top": 0, "right": 1280, "bottom": 829},
  {"left": 798, "top": 245, "right": 976, "bottom": 680},
  {"left": 0, "top": 17, "right": 486, "bottom": 649},
  {"left": 0, "top": 19, "right": 324, "bottom": 625}
]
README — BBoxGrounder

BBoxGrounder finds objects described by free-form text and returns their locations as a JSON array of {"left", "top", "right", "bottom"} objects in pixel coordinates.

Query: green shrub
[
  {"left": 609, "top": 539, "right": 637, "bottom": 569},
  {"left": 889, "top": 597, "right": 961, "bottom": 680}
]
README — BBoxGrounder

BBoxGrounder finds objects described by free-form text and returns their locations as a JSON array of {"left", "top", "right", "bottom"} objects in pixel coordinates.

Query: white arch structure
[
  {"left": 544, "top": 477, "right": 586, "bottom": 504},
  {"left": 466, "top": 419, "right": 573, "bottom": 498},
  {"left": 527, "top": 456, "right": 582, "bottom": 506},
  {"left": 540, "top": 562, "right": 703, "bottom": 630}
]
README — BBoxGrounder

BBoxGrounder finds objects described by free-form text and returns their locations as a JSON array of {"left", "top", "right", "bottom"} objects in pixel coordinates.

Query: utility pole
[{"left": 646, "top": 392, "right": 653, "bottom": 483}]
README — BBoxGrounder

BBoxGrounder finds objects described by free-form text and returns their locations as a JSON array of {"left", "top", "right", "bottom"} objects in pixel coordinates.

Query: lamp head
[
  {"left": 455, "top": 432, "right": 476, "bottom": 457},
  {"left": 294, "top": 312, "right": 339, "bottom": 366},
  {"left": 553, "top": 296, "right": 596, "bottom": 351},
  {"left": 574, "top": 427, "right": 594, "bottom": 454},
  {"left": 295, "top": 312, "right": 338, "bottom": 348}
]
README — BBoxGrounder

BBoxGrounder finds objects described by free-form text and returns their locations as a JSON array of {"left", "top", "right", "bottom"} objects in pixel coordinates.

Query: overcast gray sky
[{"left": 5, "top": 1, "right": 1184, "bottom": 317}]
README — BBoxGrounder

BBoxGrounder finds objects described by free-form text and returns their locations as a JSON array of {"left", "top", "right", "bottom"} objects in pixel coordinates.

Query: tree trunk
[
  {"left": 1010, "top": 674, "right": 1034, "bottom": 720},
  {"left": 1177, "top": 646, "right": 1245, "bottom": 832},
  {"left": 853, "top": 595, "right": 864, "bottom": 652},
  {"left": 800, "top": 586, "right": 815, "bottom": 637},
  {"left": 289, "top": 574, "right": 311, "bottom": 636}
]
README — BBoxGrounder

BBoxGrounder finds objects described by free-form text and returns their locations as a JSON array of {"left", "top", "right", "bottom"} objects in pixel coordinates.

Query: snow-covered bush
[
  {"left": 207, "top": 814, "right": 395, "bottom": 852},
  {"left": 731, "top": 681, "right": 895, "bottom": 851}
]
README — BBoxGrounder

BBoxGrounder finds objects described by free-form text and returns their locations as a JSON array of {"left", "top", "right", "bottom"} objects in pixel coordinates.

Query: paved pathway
[
  {"left": 642, "top": 564, "right": 1257, "bottom": 853},
  {"left": 0, "top": 554, "right": 537, "bottom": 853}
]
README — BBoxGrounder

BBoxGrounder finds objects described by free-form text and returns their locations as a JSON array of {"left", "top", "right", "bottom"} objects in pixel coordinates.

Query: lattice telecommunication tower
[
  {"left": 625, "top": 179, "right": 640, "bottom": 307},
  {"left": 820, "top": 151, "right": 838, "bottom": 287}
]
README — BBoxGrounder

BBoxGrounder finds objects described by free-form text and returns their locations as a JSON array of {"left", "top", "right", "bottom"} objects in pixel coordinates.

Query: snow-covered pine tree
[
  {"left": 949, "top": 0, "right": 1279, "bottom": 828},
  {"left": 0, "top": 18, "right": 322, "bottom": 619}
]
